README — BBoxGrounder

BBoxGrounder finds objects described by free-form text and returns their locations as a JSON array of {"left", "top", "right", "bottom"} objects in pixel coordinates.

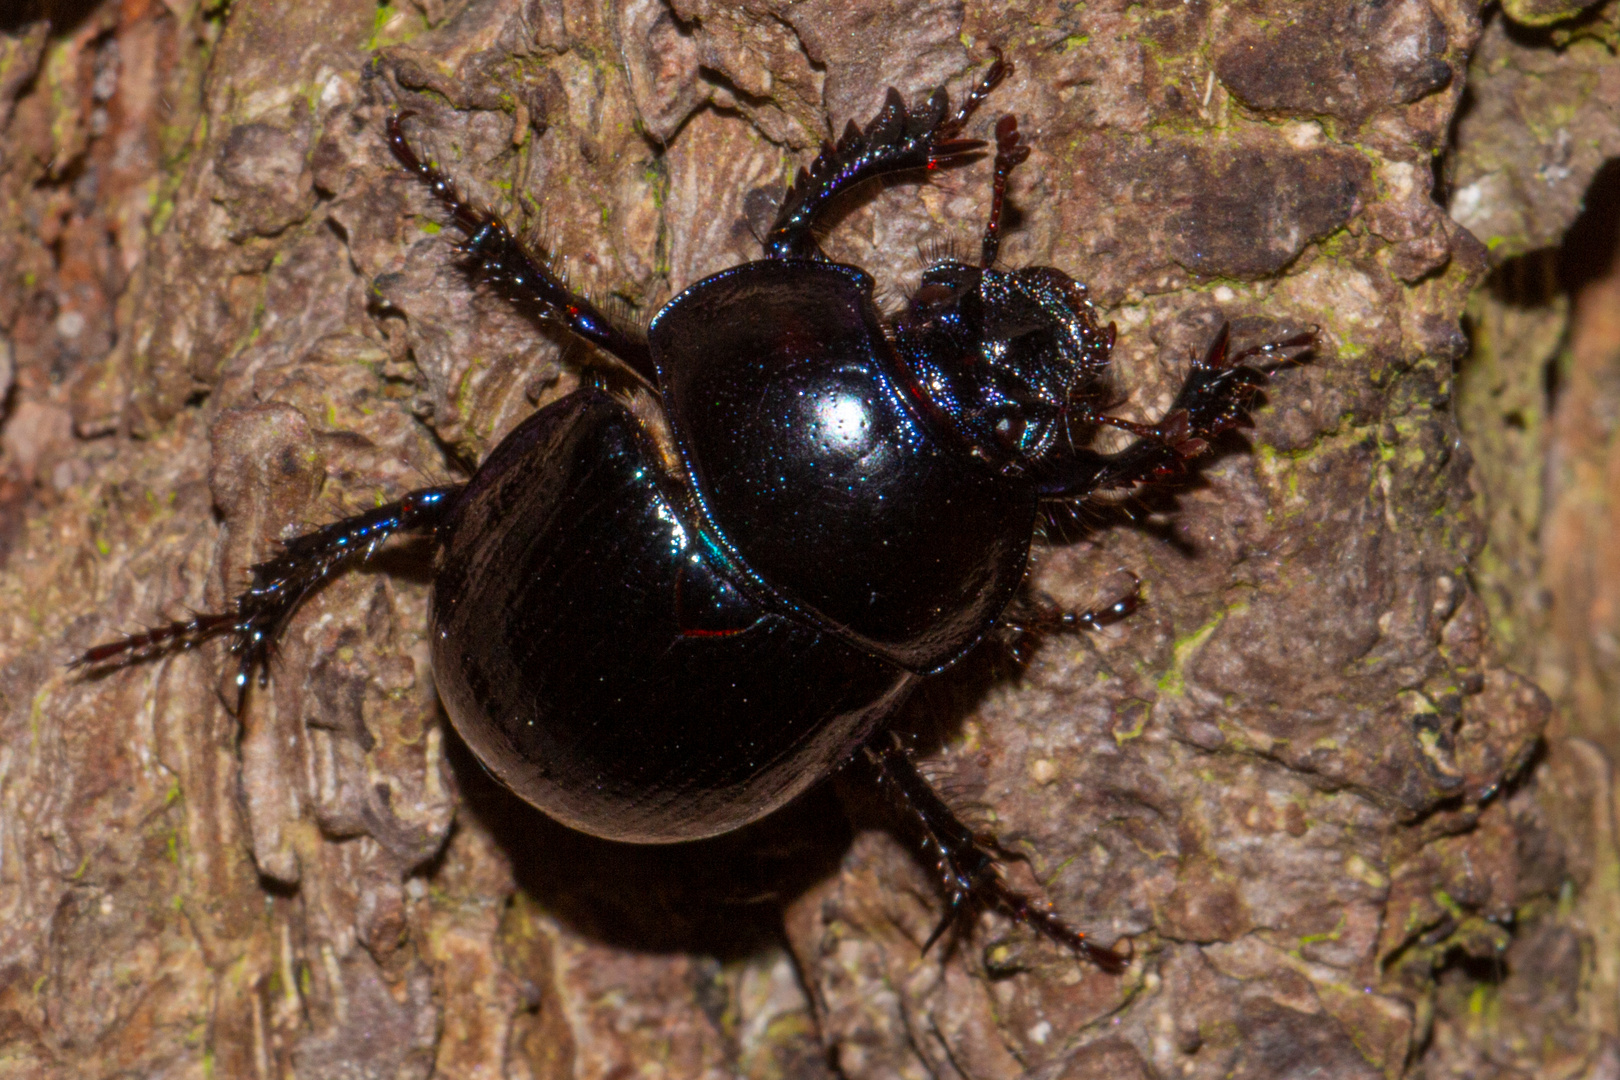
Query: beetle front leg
[
  {"left": 1036, "top": 324, "right": 1316, "bottom": 498},
  {"left": 388, "top": 114, "right": 657, "bottom": 386},
  {"left": 75, "top": 485, "right": 462, "bottom": 707},
  {"left": 764, "top": 56, "right": 1010, "bottom": 261},
  {"left": 866, "top": 739, "right": 1127, "bottom": 972}
]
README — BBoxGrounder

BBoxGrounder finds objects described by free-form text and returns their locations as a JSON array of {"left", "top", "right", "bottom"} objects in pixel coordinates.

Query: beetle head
[{"left": 894, "top": 261, "right": 1113, "bottom": 473}]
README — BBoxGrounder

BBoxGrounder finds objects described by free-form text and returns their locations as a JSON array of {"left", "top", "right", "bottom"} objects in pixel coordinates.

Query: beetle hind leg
[
  {"left": 866, "top": 740, "right": 1128, "bottom": 972},
  {"left": 75, "top": 485, "right": 462, "bottom": 709}
]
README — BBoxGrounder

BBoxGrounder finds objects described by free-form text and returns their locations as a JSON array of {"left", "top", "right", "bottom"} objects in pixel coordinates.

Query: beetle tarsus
[
  {"left": 764, "top": 55, "right": 1012, "bottom": 261},
  {"left": 387, "top": 112, "right": 657, "bottom": 385},
  {"left": 868, "top": 740, "right": 1127, "bottom": 972},
  {"left": 72, "top": 610, "right": 239, "bottom": 668},
  {"left": 76, "top": 485, "right": 462, "bottom": 708}
]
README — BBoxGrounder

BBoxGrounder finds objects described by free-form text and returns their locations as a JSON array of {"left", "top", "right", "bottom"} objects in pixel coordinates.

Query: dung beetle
[{"left": 79, "top": 58, "right": 1311, "bottom": 970}]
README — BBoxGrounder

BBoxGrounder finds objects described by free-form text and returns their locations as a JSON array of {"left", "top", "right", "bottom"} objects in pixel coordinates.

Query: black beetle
[{"left": 79, "top": 58, "right": 1310, "bottom": 969}]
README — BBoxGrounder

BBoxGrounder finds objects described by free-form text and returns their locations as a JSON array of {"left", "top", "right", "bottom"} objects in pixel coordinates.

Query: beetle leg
[
  {"left": 995, "top": 576, "right": 1141, "bottom": 663},
  {"left": 1035, "top": 324, "right": 1316, "bottom": 498},
  {"left": 978, "top": 114, "right": 1030, "bottom": 268},
  {"left": 74, "top": 485, "right": 462, "bottom": 710},
  {"left": 388, "top": 113, "right": 658, "bottom": 386},
  {"left": 866, "top": 740, "right": 1128, "bottom": 972},
  {"left": 763, "top": 56, "right": 1011, "bottom": 261},
  {"left": 1000, "top": 575, "right": 1140, "bottom": 638}
]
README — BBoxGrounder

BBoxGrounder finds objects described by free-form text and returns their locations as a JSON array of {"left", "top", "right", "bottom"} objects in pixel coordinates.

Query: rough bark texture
[{"left": 0, "top": 0, "right": 1614, "bottom": 1077}]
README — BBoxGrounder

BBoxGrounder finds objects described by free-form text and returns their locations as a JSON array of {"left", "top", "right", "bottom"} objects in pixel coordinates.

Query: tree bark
[{"left": 0, "top": 0, "right": 1613, "bottom": 1077}]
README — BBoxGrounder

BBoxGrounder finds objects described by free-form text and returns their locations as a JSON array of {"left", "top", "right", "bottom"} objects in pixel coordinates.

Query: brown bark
[{"left": 0, "top": 0, "right": 1612, "bottom": 1076}]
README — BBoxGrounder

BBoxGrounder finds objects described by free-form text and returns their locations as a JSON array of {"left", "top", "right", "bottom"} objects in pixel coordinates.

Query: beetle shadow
[
  {"left": 878, "top": 622, "right": 1042, "bottom": 768},
  {"left": 339, "top": 541, "right": 846, "bottom": 958},
  {"left": 1038, "top": 423, "right": 1264, "bottom": 559},
  {"left": 442, "top": 719, "right": 852, "bottom": 960}
]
